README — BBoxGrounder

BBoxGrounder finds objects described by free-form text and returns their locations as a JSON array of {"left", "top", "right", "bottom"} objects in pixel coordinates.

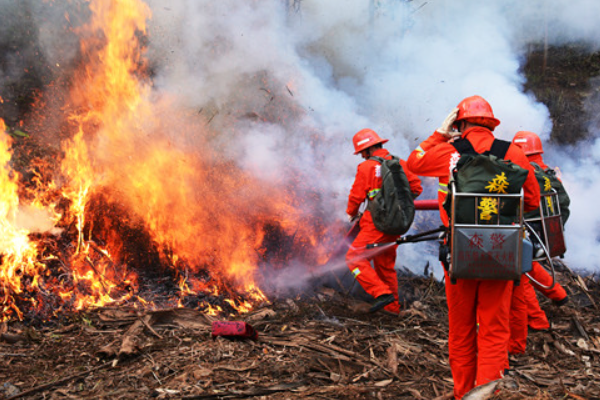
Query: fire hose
[
  {"left": 322, "top": 212, "right": 362, "bottom": 265},
  {"left": 353, "top": 199, "right": 442, "bottom": 250},
  {"left": 326, "top": 199, "right": 438, "bottom": 262},
  {"left": 524, "top": 221, "right": 556, "bottom": 290},
  {"left": 414, "top": 199, "right": 439, "bottom": 210},
  {"left": 360, "top": 199, "right": 556, "bottom": 290},
  {"left": 364, "top": 225, "right": 446, "bottom": 249}
]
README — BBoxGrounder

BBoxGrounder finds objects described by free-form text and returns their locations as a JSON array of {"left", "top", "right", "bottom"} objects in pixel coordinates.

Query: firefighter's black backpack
[
  {"left": 441, "top": 138, "right": 532, "bottom": 282},
  {"left": 443, "top": 139, "right": 529, "bottom": 225},
  {"left": 367, "top": 156, "right": 415, "bottom": 235},
  {"left": 526, "top": 162, "right": 570, "bottom": 226}
]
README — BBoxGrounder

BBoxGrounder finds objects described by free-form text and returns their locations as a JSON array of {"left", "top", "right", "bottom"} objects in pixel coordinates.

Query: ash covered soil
[{"left": 0, "top": 262, "right": 599, "bottom": 400}]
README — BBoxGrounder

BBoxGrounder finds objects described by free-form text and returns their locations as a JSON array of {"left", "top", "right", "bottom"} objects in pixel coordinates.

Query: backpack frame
[{"left": 445, "top": 139, "right": 529, "bottom": 284}]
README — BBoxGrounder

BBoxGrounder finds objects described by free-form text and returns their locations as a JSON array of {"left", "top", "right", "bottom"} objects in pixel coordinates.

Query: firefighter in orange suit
[
  {"left": 346, "top": 128, "right": 423, "bottom": 314},
  {"left": 512, "top": 131, "right": 569, "bottom": 333},
  {"left": 407, "top": 96, "right": 540, "bottom": 399}
]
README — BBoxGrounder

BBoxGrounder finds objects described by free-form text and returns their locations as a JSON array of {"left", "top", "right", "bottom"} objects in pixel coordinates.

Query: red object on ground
[
  {"left": 414, "top": 199, "right": 439, "bottom": 210},
  {"left": 212, "top": 321, "right": 258, "bottom": 340}
]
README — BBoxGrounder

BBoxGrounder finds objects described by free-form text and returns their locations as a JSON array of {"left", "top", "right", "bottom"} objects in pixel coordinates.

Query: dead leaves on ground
[{"left": 0, "top": 269, "right": 599, "bottom": 399}]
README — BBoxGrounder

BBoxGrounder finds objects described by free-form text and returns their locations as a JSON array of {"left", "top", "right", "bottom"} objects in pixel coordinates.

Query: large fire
[{"left": 0, "top": 0, "right": 338, "bottom": 322}]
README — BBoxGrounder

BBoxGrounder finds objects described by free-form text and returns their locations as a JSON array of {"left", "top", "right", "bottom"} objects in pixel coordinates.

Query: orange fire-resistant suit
[
  {"left": 511, "top": 154, "right": 568, "bottom": 335},
  {"left": 346, "top": 148, "right": 423, "bottom": 314},
  {"left": 508, "top": 274, "right": 529, "bottom": 355},
  {"left": 525, "top": 262, "right": 568, "bottom": 329},
  {"left": 407, "top": 127, "right": 540, "bottom": 399}
]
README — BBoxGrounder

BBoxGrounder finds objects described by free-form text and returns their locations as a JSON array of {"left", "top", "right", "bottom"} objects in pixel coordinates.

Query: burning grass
[{"left": 0, "top": 178, "right": 340, "bottom": 323}]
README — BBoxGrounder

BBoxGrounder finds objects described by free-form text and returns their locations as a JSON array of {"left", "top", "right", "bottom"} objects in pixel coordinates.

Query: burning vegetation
[{"left": 0, "top": 0, "right": 338, "bottom": 323}]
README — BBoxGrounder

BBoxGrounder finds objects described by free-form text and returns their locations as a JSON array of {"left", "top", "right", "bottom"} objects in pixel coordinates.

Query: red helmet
[
  {"left": 454, "top": 95, "right": 500, "bottom": 130},
  {"left": 352, "top": 128, "right": 388, "bottom": 154},
  {"left": 512, "top": 131, "right": 543, "bottom": 155}
]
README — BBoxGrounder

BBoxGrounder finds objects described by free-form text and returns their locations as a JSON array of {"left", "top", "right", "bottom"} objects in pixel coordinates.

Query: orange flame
[
  {"left": 0, "top": 0, "right": 339, "bottom": 321},
  {"left": 60, "top": 0, "right": 278, "bottom": 313},
  {"left": 0, "top": 119, "right": 46, "bottom": 321}
]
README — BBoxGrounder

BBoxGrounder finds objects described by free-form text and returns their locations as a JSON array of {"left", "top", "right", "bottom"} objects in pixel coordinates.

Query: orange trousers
[
  {"left": 525, "top": 279, "right": 550, "bottom": 330},
  {"left": 346, "top": 225, "right": 400, "bottom": 314},
  {"left": 508, "top": 275, "right": 529, "bottom": 355},
  {"left": 525, "top": 261, "right": 567, "bottom": 330},
  {"left": 529, "top": 262, "right": 567, "bottom": 301},
  {"left": 444, "top": 269, "right": 512, "bottom": 399},
  {"left": 510, "top": 261, "right": 570, "bottom": 354}
]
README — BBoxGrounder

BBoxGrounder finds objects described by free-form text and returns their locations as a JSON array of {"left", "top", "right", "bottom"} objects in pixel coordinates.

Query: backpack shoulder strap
[
  {"left": 530, "top": 161, "right": 558, "bottom": 177},
  {"left": 451, "top": 138, "right": 477, "bottom": 155},
  {"left": 529, "top": 161, "right": 543, "bottom": 172},
  {"left": 451, "top": 138, "right": 512, "bottom": 159},
  {"left": 368, "top": 156, "right": 385, "bottom": 164},
  {"left": 487, "top": 139, "right": 511, "bottom": 159}
]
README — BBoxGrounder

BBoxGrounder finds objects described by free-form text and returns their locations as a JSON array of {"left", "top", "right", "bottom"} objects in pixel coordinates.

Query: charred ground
[{"left": 0, "top": 263, "right": 599, "bottom": 400}]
